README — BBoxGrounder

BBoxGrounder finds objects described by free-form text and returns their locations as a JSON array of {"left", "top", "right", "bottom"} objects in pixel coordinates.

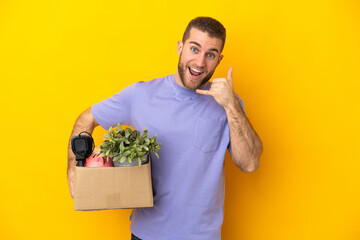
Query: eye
[
  {"left": 207, "top": 53, "right": 215, "bottom": 58},
  {"left": 191, "top": 47, "right": 198, "bottom": 52}
]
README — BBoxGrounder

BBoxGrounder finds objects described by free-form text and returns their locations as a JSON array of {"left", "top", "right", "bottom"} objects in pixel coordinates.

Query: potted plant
[{"left": 98, "top": 123, "right": 162, "bottom": 167}]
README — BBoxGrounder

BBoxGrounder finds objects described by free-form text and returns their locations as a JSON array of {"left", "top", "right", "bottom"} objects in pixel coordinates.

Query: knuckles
[{"left": 212, "top": 78, "right": 227, "bottom": 83}]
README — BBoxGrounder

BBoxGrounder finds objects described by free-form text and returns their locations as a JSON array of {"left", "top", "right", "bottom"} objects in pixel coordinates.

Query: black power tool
[{"left": 71, "top": 131, "right": 94, "bottom": 166}]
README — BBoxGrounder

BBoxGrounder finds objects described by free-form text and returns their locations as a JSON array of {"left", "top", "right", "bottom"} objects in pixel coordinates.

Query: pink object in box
[{"left": 84, "top": 153, "right": 114, "bottom": 167}]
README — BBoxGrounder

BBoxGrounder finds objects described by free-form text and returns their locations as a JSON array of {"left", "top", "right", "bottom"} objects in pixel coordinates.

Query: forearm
[
  {"left": 67, "top": 107, "right": 99, "bottom": 198},
  {"left": 225, "top": 98, "right": 263, "bottom": 172},
  {"left": 67, "top": 107, "right": 99, "bottom": 173}
]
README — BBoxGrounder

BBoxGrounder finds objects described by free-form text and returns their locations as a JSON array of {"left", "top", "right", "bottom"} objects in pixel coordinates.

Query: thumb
[{"left": 227, "top": 67, "right": 233, "bottom": 81}]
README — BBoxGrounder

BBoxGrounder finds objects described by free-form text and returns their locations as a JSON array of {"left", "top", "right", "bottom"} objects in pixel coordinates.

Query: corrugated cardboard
[{"left": 74, "top": 156, "right": 153, "bottom": 211}]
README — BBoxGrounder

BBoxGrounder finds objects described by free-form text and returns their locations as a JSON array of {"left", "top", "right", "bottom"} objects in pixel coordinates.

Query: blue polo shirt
[{"left": 91, "top": 74, "right": 245, "bottom": 240}]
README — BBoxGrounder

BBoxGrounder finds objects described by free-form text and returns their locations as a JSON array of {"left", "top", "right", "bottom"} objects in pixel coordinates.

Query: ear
[
  {"left": 177, "top": 40, "right": 183, "bottom": 56},
  {"left": 216, "top": 55, "right": 224, "bottom": 67}
]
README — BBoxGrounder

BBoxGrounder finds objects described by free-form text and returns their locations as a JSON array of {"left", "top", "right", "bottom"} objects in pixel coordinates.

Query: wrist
[{"left": 224, "top": 94, "right": 238, "bottom": 111}]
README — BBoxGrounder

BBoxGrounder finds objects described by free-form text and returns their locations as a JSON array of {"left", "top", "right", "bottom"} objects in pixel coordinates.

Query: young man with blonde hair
[{"left": 68, "top": 16, "right": 262, "bottom": 240}]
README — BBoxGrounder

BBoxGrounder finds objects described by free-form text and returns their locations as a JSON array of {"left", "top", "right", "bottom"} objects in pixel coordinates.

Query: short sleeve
[
  {"left": 91, "top": 83, "right": 136, "bottom": 130},
  {"left": 227, "top": 94, "right": 246, "bottom": 156}
]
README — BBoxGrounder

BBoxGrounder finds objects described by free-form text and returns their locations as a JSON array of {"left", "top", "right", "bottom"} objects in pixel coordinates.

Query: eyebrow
[{"left": 189, "top": 41, "right": 219, "bottom": 53}]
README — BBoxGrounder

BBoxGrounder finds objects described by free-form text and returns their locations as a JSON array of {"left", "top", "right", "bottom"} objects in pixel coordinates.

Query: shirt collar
[{"left": 168, "top": 75, "right": 211, "bottom": 101}]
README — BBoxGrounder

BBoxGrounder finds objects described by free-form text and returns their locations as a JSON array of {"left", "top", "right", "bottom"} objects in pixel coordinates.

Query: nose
[{"left": 194, "top": 54, "right": 206, "bottom": 68}]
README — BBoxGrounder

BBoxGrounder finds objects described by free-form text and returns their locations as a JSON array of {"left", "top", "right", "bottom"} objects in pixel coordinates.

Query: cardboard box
[{"left": 74, "top": 156, "right": 153, "bottom": 211}]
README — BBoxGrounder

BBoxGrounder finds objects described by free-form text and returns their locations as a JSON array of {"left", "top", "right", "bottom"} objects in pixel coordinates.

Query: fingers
[
  {"left": 68, "top": 171, "right": 75, "bottom": 199},
  {"left": 70, "top": 181, "right": 74, "bottom": 199},
  {"left": 208, "top": 82, "right": 223, "bottom": 91},
  {"left": 227, "top": 67, "right": 233, "bottom": 81},
  {"left": 196, "top": 89, "right": 215, "bottom": 96},
  {"left": 212, "top": 78, "right": 226, "bottom": 83}
]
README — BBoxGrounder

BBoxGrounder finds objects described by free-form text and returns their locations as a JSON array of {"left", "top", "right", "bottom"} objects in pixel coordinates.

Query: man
[{"left": 67, "top": 17, "right": 262, "bottom": 240}]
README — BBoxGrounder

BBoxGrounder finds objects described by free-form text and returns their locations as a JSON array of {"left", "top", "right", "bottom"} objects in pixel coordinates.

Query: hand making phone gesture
[{"left": 196, "top": 67, "right": 237, "bottom": 108}]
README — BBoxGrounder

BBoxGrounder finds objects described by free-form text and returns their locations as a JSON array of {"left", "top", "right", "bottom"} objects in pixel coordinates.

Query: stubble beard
[{"left": 177, "top": 55, "right": 215, "bottom": 90}]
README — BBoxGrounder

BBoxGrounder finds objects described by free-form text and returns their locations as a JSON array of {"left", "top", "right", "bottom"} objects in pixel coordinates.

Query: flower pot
[{"left": 113, "top": 154, "right": 149, "bottom": 167}]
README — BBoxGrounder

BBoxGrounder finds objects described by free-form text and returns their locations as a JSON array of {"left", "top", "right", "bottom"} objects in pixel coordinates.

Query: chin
[
  {"left": 183, "top": 74, "right": 209, "bottom": 90},
  {"left": 183, "top": 79, "right": 202, "bottom": 90}
]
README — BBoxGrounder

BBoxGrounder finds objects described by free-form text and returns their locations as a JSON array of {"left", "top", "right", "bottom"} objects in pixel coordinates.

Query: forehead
[{"left": 185, "top": 28, "right": 223, "bottom": 52}]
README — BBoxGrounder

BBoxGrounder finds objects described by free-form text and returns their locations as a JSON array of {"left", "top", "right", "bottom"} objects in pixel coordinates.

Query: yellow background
[{"left": 0, "top": 0, "right": 359, "bottom": 239}]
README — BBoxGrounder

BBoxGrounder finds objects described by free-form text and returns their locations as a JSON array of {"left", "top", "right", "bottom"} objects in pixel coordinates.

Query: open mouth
[{"left": 188, "top": 67, "right": 204, "bottom": 78}]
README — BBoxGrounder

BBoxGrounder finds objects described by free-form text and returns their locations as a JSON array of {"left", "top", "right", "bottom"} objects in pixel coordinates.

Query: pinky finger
[{"left": 196, "top": 89, "right": 215, "bottom": 96}]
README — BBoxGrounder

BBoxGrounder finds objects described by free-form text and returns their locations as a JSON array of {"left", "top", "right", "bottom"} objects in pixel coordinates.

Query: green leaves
[
  {"left": 113, "top": 155, "right": 121, "bottom": 162},
  {"left": 120, "top": 156, "right": 127, "bottom": 163},
  {"left": 103, "top": 133, "right": 111, "bottom": 139},
  {"left": 119, "top": 141, "right": 124, "bottom": 152},
  {"left": 99, "top": 124, "right": 162, "bottom": 166}
]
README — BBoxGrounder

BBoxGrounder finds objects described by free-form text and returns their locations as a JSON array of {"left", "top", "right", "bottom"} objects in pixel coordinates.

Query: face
[{"left": 176, "top": 28, "right": 224, "bottom": 90}]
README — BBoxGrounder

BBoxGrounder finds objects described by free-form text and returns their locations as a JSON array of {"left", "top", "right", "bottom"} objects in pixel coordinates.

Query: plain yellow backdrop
[{"left": 0, "top": 0, "right": 359, "bottom": 239}]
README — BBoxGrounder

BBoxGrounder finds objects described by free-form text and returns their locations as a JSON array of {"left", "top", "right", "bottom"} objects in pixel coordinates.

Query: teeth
[{"left": 190, "top": 67, "right": 202, "bottom": 73}]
